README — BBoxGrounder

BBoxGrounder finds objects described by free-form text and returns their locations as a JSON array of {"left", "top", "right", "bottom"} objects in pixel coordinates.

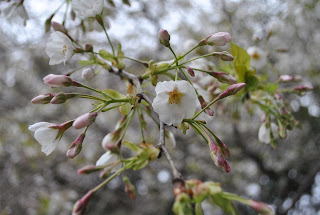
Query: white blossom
[
  {"left": 71, "top": 0, "right": 104, "bottom": 18},
  {"left": 28, "top": 122, "right": 60, "bottom": 155},
  {"left": 152, "top": 80, "right": 198, "bottom": 126},
  {"left": 258, "top": 122, "right": 278, "bottom": 144},
  {"left": 247, "top": 46, "right": 267, "bottom": 70},
  {"left": 45, "top": 32, "right": 73, "bottom": 65},
  {"left": 96, "top": 151, "right": 121, "bottom": 172}
]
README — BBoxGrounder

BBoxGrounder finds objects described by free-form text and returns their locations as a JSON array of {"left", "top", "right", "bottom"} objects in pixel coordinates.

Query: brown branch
[{"left": 157, "top": 121, "right": 183, "bottom": 180}]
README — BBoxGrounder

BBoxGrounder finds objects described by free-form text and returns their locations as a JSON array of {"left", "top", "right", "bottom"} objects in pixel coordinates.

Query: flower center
[
  {"left": 252, "top": 51, "right": 260, "bottom": 60},
  {"left": 62, "top": 45, "right": 67, "bottom": 55},
  {"left": 168, "top": 88, "right": 183, "bottom": 104}
]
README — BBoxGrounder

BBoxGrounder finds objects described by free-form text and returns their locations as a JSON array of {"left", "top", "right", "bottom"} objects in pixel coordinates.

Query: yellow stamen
[
  {"left": 168, "top": 88, "right": 183, "bottom": 104},
  {"left": 62, "top": 45, "right": 67, "bottom": 55},
  {"left": 252, "top": 51, "right": 260, "bottom": 60}
]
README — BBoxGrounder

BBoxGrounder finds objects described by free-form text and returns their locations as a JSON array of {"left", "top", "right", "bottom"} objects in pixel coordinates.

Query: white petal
[
  {"left": 155, "top": 81, "right": 175, "bottom": 94},
  {"left": 96, "top": 151, "right": 118, "bottom": 166},
  {"left": 34, "top": 127, "right": 59, "bottom": 155},
  {"left": 258, "top": 123, "right": 270, "bottom": 144},
  {"left": 28, "top": 122, "right": 53, "bottom": 131}
]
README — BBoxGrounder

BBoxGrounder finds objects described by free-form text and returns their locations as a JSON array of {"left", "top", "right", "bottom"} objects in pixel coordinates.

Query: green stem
[
  {"left": 119, "top": 56, "right": 148, "bottom": 66},
  {"left": 168, "top": 46, "right": 179, "bottom": 81},
  {"left": 101, "top": 24, "right": 115, "bottom": 57},
  {"left": 189, "top": 122, "right": 208, "bottom": 143},
  {"left": 78, "top": 83, "right": 113, "bottom": 99},
  {"left": 180, "top": 52, "right": 221, "bottom": 66},
  {"left": 178, "top": 67, "right": 199, "bottom": 96},
  {"left": 91, "top": 166, "right": 126, "bottom": 193},
  {"left": 138, "top": 106, "right": 145, "bottom": 143},
  {"left": 169, "top": 44, "right": 200, "bottom": 67},
  {"left": 65, "top": 65, "right": 86, "bottom": 76},
  {"left": 191, "top": 97, "right": 220, "bottom": 120}
]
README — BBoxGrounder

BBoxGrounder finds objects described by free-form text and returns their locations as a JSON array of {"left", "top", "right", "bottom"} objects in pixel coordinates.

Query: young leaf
[
  {"left": 102, "top": 89, "right": 127, "bottom": 99},
  {"left": 119, "top": 103, "right": 131, "bottom": 116},
  {"left": 231, "top": 43, "right": 251, "bottom": 82}
]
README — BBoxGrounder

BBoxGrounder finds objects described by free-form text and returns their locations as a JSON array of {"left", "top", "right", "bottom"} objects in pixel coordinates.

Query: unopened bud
[
  {"left": 123, "top": 176, "right": 136, "bottom": 200},
  {"left": 210, "top": 142, "right": 230, "bottom": 172},
  {"left": 220, "top": 51, "right": 234, "bottom": 61},
  {"left": 217, "top": 83, "right": 246, "bottom": 100},
  {"left": 52, "top": 21, "right": 68, "bottom": 34},
  {"left": 85, "top": 44, "right": 93, "bottom": 52},
  {"left": 198, "top": 95, "right": 214, "bottom": 116},
  {"left": 209, "top": 71, "right": 237, "bottom": 85},
  {"left": 205, "top": 32, "right": 232, "bottom": 46},
  {"left": 101, "top": 131, "right": 120, "bottom": 151},
  {"left": 73, "top": 48, "right": 85, "bottom": 53},
  {"left": 67, "top": 133, "right": 85, "bottom": 159},
  {"left": 158, "top": 29, "right": 170, "bottom": 47},
  {"left": 72, "top": 190, "right": 94, "bottom": 215},
  {"left": 248, "top": 200, "right": 274, "bottom": 215},
  {"left": 82, "top": 68, "right": 95, "bottom": 81},
  {"left": 31, "top": 93, "right": 55, "bottom": 104},
  {"left": 73, "top": 112, "right": 98, "bottom": 129},
  {"left": 43, "top": 74, "right": 75, "bottom": 87},
  {"left": 186, "top": 66, "right": 195, "bottom": 77},
  {"left": 212, "top": 135, "right": 230, "bottom": 158},
  {"left": 50, "top": 93, "right": 77, "bottom": 104},
  {"left": 293, "top": 85, "right": 313, "bottom": 95},
  {"left": 95, "top": 14, "right": 104, "bottom": 27},
  {"left": 193, "top": 183, "right": 209, "bottom": 202},
  {"left": 78, "top": 165, "right": 103, "bottom": 174}
]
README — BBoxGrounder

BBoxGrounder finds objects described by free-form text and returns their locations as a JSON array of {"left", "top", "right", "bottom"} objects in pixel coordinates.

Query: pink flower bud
[
  {"left": 72, "top": 190, "right": 94, "bottom": 215},
  {"left": 102, "top": 131, "right": 120, "bottom": 151},
  {"left": 293, "top": 85, "right": 313, "bottom": 95},
  {"left": 81, "top": 68, "right": 95, "bottom": 81},
  {"left": 78, "top": 165, "right": 102, "bottom": 174},
  {"left": 50, "top": 93, "right": 77, "bottom": 104},
  {"left": 213, "top": 135, "right": 230, "bottom": 158},
  {"left": 85, "top": 44, "right": 93, "bottom": 52},
  {"left": 73, "top": 112, "right": 97, "bottom": 129},
  {"left": 51, "top": 21, "right": 68, "bottom": 34},
  {"left": 43, "top": 74, "right": 74, "bottom": 87},
  {"left": 220, "top": 51, "right": 234, "bottom": 61},
  {"left": 186, "top": 66, "right": 195, "bottom": 77},
  {"left": 198, "top": 95, "right": 214, "bottom": 116},
  {"left": 158, "top": 29, "right": 170, "bottom": 47},
  {"left": 67, "top": 133, "right": 85, "bottom": 159},
  {"left": 248, "top": 200, "right": 274, "bottom": 215},
  {"left": 210, "top": 142, "right": 230, "bottom": 172},
  {"left": 123, "top": 176, "right": 136, "bottom": 200},
  {"left": 205, "top": 32, "right": 232, "bottom": 46},
  {"left": 217, "top": 83, "right": 246, "bottom": 100},
  {"left": 209, "top": 71, "right": 237, "bottom": 85},
  {"left": 31, "top": 93, "right": 55, "bottom": 104}
]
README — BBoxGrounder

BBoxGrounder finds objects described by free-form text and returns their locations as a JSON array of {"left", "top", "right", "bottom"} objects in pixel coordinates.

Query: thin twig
[{"left": 158, "top": 121, "right": 183, "bottom": 180}]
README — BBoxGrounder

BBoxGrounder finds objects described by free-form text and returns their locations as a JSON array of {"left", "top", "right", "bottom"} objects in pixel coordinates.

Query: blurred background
[{"left": 0, "top": 0, "right": 320, "bottom": 214}]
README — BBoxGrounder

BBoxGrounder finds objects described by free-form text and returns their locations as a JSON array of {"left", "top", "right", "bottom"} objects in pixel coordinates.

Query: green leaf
[
  {"left": 119, "top": 103, "right": 131, "bottom": 116},
  {"left": 99, "top": 49, "right": 113, "bottom": 59},
  {"left": 264, "top": 83, "right": 278, "bottom": 94},
  {"left": 123, "top": 140, "right": 140, "bottom": 152},
  {"left": 210, "top": 194, "right": 239, "bottom": 215},
  {"left": 195, "top": 203, "right": 204, "bottom": 215},
  {"left": 102, "top": 89, "right": 126, "bottom": 99},
  {"left": 230, "top": 43, "right": 251, "bottom": 82},
  {"left": 78, "top": 60, "right": 96, "bottom": 66},
  {"left": 245, "top": 75, "right": 259, "bottom": 91}
]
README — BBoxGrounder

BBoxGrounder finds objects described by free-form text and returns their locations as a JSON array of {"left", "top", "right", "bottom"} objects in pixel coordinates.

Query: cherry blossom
[
  {"left": 152, "top": 80, "right": 198, "bottom": 126},
  {"left": 45, "top": 32, "right": 73, "bottom": 65},
  {"left": 247, "top": 46, "right": 267, "bottom": 70},
  {"left": 71, "top": 0, "right": 104, "bottom": 18},
  {"left": 28, "top": 122, "right": 60, "bottom": 155}
]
